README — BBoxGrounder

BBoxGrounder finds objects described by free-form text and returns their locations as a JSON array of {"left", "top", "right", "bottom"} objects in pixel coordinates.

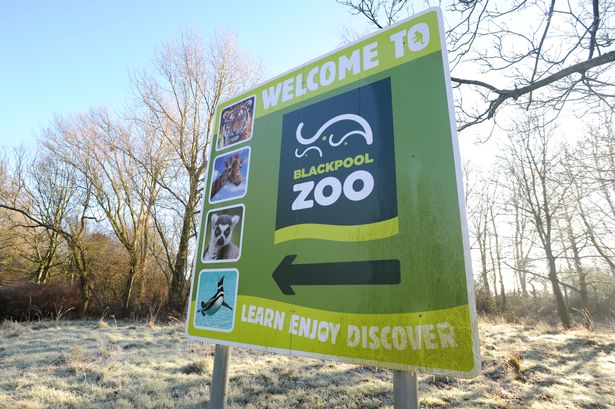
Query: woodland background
[{"left": 0, "top": 1, "right": 614, "bottom": 331}]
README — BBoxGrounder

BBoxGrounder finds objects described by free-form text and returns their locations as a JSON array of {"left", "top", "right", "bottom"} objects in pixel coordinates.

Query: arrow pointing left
[{"left": 272, "top": 255, "right": 401, "bottom": 295}]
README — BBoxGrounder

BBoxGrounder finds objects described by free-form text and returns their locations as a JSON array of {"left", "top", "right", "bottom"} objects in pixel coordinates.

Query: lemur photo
[
  {"left": 209, "top": 146, "right": 251, "bottom": 204},
  {"left": 202, "top": 204, "right": 245, "bottom": 263},
  {"left": 216, "top": 95, "right": 255, "bottom": 150}
]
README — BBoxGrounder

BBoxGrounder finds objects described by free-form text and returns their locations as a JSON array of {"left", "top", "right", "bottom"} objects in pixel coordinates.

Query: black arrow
[{"left": 272, "top": 255, "right": 400, "bottom": 295}]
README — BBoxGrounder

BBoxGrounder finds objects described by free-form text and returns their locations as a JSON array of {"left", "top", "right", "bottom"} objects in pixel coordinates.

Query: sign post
[
  {"left": 210, "top": 345, "right": 231, "bottom": 408},
  {"left": 188, "top": 7, "right": 480, "bottom": 406},
  {"left": 393, "top": 371, "right": 419, "bottom": 409}
]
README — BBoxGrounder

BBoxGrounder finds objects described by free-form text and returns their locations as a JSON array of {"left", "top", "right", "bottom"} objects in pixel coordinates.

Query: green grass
[{"left": 0, "top": 318, "right": 613, "bottom": 408}]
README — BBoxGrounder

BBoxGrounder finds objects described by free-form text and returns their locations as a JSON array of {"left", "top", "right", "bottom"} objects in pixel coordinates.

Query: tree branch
[{"left": 454, "top": 50, "right": 615, "bottom": 130}]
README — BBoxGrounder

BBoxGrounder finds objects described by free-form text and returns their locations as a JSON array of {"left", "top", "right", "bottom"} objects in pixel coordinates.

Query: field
[{"left": 0, "top": 318, "right": 614, "bottom": 408}]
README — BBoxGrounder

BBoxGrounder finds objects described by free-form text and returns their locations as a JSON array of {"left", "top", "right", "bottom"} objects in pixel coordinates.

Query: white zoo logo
[
  {"left": 291, "top": 113, "right": 375, "bottom": 211},
  {"left": 292, "top": 170, "right": 375, "bottom": 210},
  {"left": 294, "top": 113, "right": 373, "bottom": 158}
]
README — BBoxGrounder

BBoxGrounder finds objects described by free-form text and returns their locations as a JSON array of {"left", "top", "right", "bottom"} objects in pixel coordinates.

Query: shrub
[{"left": 0, "top": 282, "right": 80, "bottom": 321}]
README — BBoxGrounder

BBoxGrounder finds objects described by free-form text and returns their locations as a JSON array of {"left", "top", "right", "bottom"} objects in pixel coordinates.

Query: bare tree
[
  {"left": 50, "top": 109, "right": 163, "bottom": 314},
  {"left": 0, "top": 30, "right": 260, "bottom": 317},
  {"left": 337, "top": 1, "right": 615, "bottom": 130},
  {"left": 573, "top": 113, "right": 615, "bottom": 274},
  {"left": 488, "top": 204, "right": 506, "bottom": 311},
  {"left": 0, "top": 147, "right": 97, "bottom": 315},
  {"left": 562, "top": 205, "right": 592, "bottom": 328},
  {"left": 467, "top": 174, "right": 495, "bottom": 299},
  {"left": 28, "top": 155, "right": 75, "bottom": 283},
  {"left": 0, "top": 150, "right": 74, "bottom": 284},
  {"left": 467, "top": 168, "right": 509, "bottom": 311},
  {"left": 509, "top": 183, "right": 536, "bottom": 296},
  {"left": 131, "top": 30, "right": 260, "bottom": 313},
  {"left": 501, "top": 114, "right": 572, "bottom": 327}
]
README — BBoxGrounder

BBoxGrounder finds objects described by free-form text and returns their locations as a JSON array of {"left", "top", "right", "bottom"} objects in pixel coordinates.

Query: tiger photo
[{"left": 217, "top": 96, "right": 255, "bottom": 150}]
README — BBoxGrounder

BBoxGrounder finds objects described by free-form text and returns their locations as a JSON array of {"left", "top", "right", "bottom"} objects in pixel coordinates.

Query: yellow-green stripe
[
  {"left": 274, "top": 217, "right": 398, "bottom": 243},
  {"left": 187, "top": 295, "right": 477, "bottom": 375}
]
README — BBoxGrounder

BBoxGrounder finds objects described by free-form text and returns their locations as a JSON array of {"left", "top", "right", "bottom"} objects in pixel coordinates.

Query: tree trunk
[
  {"left": 492, "top": 259, "right": 498, "bottom": 301},
  {"left": 72, "top": 248, "right": 90, "bottom": 317},
  {"left": 168, "top": 180, "right": 198, "bottom": 313},
  {"left": 514, "top": 209, "right": 529, "bottom": 297},
  {"left": 35, "top": 264, "right": 48, "bottom": 284},
  {"left": 529, "top": 281, "right": 537, "bottom": 301},
  {"left": 567, "top": 220, "right": 592, "bottom": 329},
  {"left": 578, "top": 210, "right": 615, "bottom": 275},
  {"left": 517, "top": 270, "right": 528, "bottom": 296},
  {"left": 35, "top": 235, "right": 59, "bottom": 284},
  {"left": 38, "top": 251, "right": 55, "bottom": 284},
  {"left": 123, "top": 263, "right": 139, "bottom": 315},
  {"left": 545, "top": 245, "right": 571, "bottom": 328},
  {"left": 498, "top": 267, "right": 506, "bottom": 311},
  {"left": 478, "top": 237, "right": 491, "bottom": 297},
  {"left": 563, "top": 282, "right": 569, "bottom": 304},
  {"left": 80, "top": 273, "right": 90, "bottom": 317},
  {"left": 122, "top": 238, "right": 149, "bottom": 315},
  {"left": 490, "top": 212, "right": 506, "bottom": 311}
]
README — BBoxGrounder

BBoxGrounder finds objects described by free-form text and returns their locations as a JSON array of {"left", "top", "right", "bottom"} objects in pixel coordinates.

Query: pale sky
[
  {"left": 0, "top": 1, "right": 591, "bottom": 164},
  {"left": 0, "top": 1, "right": 368, "bottom": 150},
  {"left": 1, "top": 1, "right": 570, "bottom": 177}
]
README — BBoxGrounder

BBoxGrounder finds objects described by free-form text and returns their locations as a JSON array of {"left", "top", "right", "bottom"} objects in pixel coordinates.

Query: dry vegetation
[{"left": 0, "top": 318, "right": 613, "bottom": 408}]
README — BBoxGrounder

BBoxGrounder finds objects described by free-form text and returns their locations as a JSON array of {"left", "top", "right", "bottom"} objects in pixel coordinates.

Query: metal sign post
[
  {"left": 210, "top": 345, "right": 231, "bottom": 408},
  {"left": 393, "top": 371, "right": 419, "bottom": 409}
]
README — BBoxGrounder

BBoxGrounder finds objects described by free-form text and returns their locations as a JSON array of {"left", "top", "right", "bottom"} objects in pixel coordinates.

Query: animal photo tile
[
  {"left": 216, "top": 95, "right": 256, "bottom": 150},
  {"left": 209, "top": 146, "right": 251, "bottom": 204},
  {"left": 201, "top": 204, "right": 245, "bottom": 264},
  {"left": 193, "top": 268, "right": 239, "bottom": 332}
]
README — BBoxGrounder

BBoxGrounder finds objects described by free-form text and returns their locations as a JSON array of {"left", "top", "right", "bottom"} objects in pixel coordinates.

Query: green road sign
[{"left": 187, "top": 7, "right": 480, "bottom": 378}]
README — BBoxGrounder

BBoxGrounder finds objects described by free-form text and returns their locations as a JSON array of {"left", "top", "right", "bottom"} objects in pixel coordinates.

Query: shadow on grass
[
  {"left": 225, "top": 361, "right": 393, "bottom": 408},
  {"left": 492, "top": 335, "right": 615, "bottom": 409}
]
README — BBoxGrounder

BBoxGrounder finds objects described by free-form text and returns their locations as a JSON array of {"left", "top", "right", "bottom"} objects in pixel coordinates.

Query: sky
[
  {"left": 0, "top": 1, "right": 367, "bottom": 150},
  {"left": 0, "top": 2, "right": 590, "bottom": 166}
]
